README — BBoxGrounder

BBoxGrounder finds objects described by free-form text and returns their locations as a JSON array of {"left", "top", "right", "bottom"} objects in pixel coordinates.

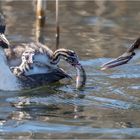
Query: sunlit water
[{"left": 0, "top": 1, "right": 140, "bottom": 139}]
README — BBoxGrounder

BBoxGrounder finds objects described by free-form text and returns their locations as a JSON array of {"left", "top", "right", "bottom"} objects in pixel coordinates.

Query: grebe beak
[
  {"left": 101, "top": 52, "right": 135, "bottom": 70},
  {"left": 101, "top": 37, "right": 140, "bottom": 70},
  {"left": 0, "top": 34, "right": 10, "bottom": 48}
]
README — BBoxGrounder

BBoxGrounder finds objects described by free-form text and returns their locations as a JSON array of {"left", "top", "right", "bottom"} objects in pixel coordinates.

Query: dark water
[{"left": 0, "top": 1, "right": 140, "bottom": 139}]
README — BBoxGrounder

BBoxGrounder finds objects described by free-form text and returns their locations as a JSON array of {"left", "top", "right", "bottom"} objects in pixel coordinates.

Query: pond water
[{"left": 0, "top": 1, "right": 140, "bottom": 139}]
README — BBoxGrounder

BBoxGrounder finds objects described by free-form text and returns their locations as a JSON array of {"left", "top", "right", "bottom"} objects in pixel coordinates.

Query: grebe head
[
  {"left": 64, "top": 50, "right": 81, "bottom": 67},
  {"left": 0, "top": 34, "right": 9, "bottom": 49},
  {"left": 64, "top": 50, "right": 86, "bottom": 89}
]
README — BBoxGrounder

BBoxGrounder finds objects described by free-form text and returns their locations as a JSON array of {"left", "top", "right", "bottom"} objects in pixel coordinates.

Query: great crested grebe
[
  {"left": 101, "top": 38, "right": 140, "bottom": 70},
  {"left": 0, "top": 14, "right": 86, "bottom": 91}
]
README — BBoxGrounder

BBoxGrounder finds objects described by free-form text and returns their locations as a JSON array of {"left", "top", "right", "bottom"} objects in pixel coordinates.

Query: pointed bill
[
  {"left": 101, "top": 37, "right": 140, "bottom": 70},
  {"left": 101, "top": 52, "right": 135, "bottom": 70},
  {"left": 0, "top": 34, "right": 10, "bottom": 48}
]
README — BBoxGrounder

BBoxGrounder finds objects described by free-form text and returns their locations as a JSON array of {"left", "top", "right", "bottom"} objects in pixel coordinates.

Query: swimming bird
[
  {"left": 101, "top": 38, "right": 140, "bottom": 70},
  {"left": 0, "top": 35, "right": 73, "bottom": 91},
  {"left": 0, "top": 14, "right": 86, "bottom": 90}
]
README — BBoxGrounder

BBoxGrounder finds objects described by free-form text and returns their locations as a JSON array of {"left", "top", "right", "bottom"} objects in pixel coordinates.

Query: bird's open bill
[
  {"left": 101, "top": 37, "right": 140, "bottom": 70},
  {"left": 100, "top": 52, "right": 135, "bottom": 70}
]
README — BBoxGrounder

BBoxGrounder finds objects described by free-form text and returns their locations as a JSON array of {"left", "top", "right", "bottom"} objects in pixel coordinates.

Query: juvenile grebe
[{"left": 0, "top": 14, "right": 86, "bottom": 90}]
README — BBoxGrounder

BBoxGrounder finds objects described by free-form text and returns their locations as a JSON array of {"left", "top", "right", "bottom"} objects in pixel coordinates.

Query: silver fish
[{"left": 76, "top": 64, "right": 86, "bottom": 89}]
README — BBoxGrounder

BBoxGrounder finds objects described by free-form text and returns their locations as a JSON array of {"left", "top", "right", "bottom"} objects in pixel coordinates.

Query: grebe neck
[{"left": 51, "top": 49, "right": 70, "bottom": 65}]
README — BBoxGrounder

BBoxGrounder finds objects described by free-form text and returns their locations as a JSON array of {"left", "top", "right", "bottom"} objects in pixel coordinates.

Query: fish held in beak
[
  {"left": 65, "top": 53, "right": 86, "bottom": 89},
  {"left": 75, "top": 63, "right": 86, "bottom": 89}
]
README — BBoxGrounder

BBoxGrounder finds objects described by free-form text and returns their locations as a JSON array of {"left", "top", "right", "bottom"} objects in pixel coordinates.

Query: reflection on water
[{"left": 0, "top": 0, "right": 140, "bottom": 139}]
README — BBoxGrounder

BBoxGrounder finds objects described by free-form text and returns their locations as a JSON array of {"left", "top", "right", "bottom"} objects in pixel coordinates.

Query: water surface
[{"left": 0, "top": 1, "right": 140, "bottom": 139}]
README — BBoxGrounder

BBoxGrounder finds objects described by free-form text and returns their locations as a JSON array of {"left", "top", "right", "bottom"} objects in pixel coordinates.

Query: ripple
[
  {"left": 109, "top": 73, "right": 140, "bottom": 79},
  {"left": 0, "top": 121, "right": 140, "bottom": 138},
  {"left": 6, "top": 93, "right": 140, "bottom": 111},
  {"left": 85, "top": 96, "right": 140, "bottom": 110},
  {"left": 83, "top": 17, "right": 118, "bottom": 28},
  {"left": 129, "top": 86, "right": 140, "bottom": 90}
]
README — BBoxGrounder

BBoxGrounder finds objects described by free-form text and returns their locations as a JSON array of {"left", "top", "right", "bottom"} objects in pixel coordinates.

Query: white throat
[{"left": 0, "top": 47, "right": 21, "bottom": 91}]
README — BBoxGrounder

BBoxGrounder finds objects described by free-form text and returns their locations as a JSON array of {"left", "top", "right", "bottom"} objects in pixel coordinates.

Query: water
[{"left": 0, "top": 1, "right": 140, "bottom": 139}]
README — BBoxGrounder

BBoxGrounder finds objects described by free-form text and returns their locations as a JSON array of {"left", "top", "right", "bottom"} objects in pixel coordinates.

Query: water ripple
[
  {"left": 0, "top": 121, "right": 140, "bottom": 138},
  {"left": 6, "top": 94, "right": 140, "bottom": 111}
]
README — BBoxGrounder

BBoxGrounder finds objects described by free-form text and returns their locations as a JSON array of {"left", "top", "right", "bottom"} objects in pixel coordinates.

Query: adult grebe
[
  {"left": 101, "top": 38, "right": 140, "bottom": 70},
  {"left": 0, "top": 14, "right": 86, "bottom": 90}
]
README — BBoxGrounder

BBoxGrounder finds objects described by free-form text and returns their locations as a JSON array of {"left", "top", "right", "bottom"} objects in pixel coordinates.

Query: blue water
[{"left": 0, "top": 1, "right": 140, "bottom": 139}]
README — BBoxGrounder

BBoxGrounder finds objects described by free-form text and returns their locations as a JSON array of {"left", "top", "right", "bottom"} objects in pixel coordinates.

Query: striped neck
[{"left": 51, "top": 49, "right": 72, "bottom": 65}]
